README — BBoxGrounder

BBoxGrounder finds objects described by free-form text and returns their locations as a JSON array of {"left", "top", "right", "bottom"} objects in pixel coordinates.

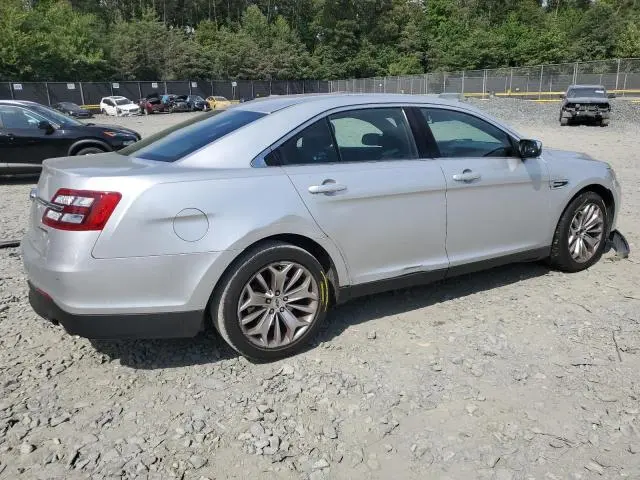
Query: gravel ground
[{"left": 1, "top": 102, "right": 640, "bottom": 480}]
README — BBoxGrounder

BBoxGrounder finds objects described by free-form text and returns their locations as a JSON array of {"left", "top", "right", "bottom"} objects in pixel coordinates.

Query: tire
[
  {"left": 548, "top": 191, "right": 609, "bottom": 273},
  {"left": 211, "top": 241, "right": 330, "bottom": 361},
  {"left": 75, "top": 146, "right": 106, "bottom": 156},
  {"left": 601, "top": 119, "right": 610, "bottom": 127},
  {"left": 560, "top": 117, "right": 569, "bottom": 126}
]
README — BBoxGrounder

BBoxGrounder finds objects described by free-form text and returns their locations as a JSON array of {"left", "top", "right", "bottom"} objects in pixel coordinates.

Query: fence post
[
  {"left": 79, "top": 82, "right": 86, "bottom": 106},
  {"left": 383, "top": 77, "right": 386, "bottom": 93},
  {"left": 410, "top": 76, "right": 414, "bottom": 95},
  {"left": 538, "top": 65, "right": 544, "bottom": 100},
  {"left": 45, "top": 82, "right": 51, "bottom": 106},
  {"left": 509, "top": 68, "right": 513, "bottom": 93},
  {"left": 425, "top": 74, "right": 428, "bottom": 94},
  {"left": 138, "top": 82, "right": 143, "bottom": 99},
  {"left": 482, "top": 69, "right": 487, "bottom": 97},
  {"left": 188, "top": 81, "right": 192, "bottom": 96},
  {"left": 615, "top": 58, "right": 621, "bottom": 91},
  {"left": 461, "top": 70, "right": 465, "bottom": 95},
  {"left": 9, "top": 83, "right": 15, "bottom": 100},
  {"left": 573, "top": 62, "right": 578, "bottom": 84},
  {"left": 443, "top": 73, "right": 446, "bottom": 93}
]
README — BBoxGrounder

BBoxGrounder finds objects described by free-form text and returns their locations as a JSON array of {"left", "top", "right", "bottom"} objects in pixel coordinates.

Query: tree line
[{"left": 1, "top": 0, "right": 639, "bottom": 82}]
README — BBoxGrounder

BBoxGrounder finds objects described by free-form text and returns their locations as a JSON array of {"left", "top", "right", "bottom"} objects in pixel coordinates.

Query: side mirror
[
  {"left": 608, "top": 93, "right": 616, "bottom": 99},
  {"left": 38, "top": 120, "right": 54, "bottom": 134},
  {"left": 519, "top": 139, "right": 542, "bottom": 159}
]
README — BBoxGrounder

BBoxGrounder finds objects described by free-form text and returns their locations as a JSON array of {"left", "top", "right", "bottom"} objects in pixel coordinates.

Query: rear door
[
  {"left": 275, "top": 106, "right": 449, "bottom": 286},
  {"left": 417, "top": 107, "right": 550, "bottom": 267}
]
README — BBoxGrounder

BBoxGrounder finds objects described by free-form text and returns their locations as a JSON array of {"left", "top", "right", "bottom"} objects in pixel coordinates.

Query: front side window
[
  {"left": 120, "top": 108, "right": 266, "bottom": 162},
  {"left": 329, "top": 108, "right": 417, "bottom": 162},
  {"left": 0, "top": 106, "right": 45, "bottom": 129},
  {"left": 421, "top": 108, "right": 514, "bottom": 158}
]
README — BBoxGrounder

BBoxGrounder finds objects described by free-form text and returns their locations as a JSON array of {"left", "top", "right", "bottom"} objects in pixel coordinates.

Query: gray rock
[
  {"left": 312, "top": 458, "right": 330, "bottom": 470},
  {"left": 323, "top": 424, "right": 338, "bottom": 439},
  {"left": 189, "top": 455, "right": 207, "bottom": 469},
  {"left": 250, "top": 423, "right": 265, "bottom": 438},
  {"left": 584, "top": 461, "right": 604, "bottom": 475},
  {"left": 367, "top": 331, "right": 377, "bottom": 340},
  {"left": 19, "top": 443, "right": 35, "bottom": 454},
  {"left": 494, "top": 468, "right": 515, "bottom": 480}
]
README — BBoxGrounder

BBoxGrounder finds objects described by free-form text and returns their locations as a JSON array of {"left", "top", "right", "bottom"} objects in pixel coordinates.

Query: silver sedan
[{"left": 23, "top": 94, "right": 629, "bottom": 360}]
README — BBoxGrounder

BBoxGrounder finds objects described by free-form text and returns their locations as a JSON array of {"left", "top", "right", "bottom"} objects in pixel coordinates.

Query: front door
[
  {"left": 418, "top": 107, "right": 550, "bottom": 268},
  {"left": 276, "top": 107, "right": 449, "bottom": 286},
  {"left": 0, "top": 105, "right": 62, "bottom": 169}
]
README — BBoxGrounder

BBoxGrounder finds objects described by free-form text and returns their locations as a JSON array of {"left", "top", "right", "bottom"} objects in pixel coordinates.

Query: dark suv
[
  {"left": 559, "top": 85, "right": 614, "bottom": 127},
  {"left": 0, "top": 100, "right": 140, "bottom": 174}
]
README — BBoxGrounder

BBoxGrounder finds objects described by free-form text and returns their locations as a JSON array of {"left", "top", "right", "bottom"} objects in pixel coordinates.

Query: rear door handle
[
  {"left": 308, "top": 183, "right": 347, "bottom": 194},
  {"left": 452, "top": 170, "right": 481, "bottom": 182}
]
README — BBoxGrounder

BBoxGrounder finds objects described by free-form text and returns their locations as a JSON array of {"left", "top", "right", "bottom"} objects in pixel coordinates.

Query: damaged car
[
  {"left": 139, "top": 92, "right": 168, "bottom": 115},
  {"left": 560, "top": 85, "right": 614, "bottom": 127}
]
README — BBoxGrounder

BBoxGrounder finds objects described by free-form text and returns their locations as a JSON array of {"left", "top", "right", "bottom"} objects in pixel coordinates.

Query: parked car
[
  {"left": 166, "top": 95, "right": 191, "bottom": 113},
  {"left": 52, "top": 102, "right": 93, "bottom": 119},
  {"left": 0, "top": 100, "right": 140, "bottom": 174},
  {"left": 186, "top": 95, "right": 208, "bottom": 111},
  {"left": 206, "top": 95, "right": 232, "bottom": 110},
  {"left": 100, "top": 96, "right": 141, "bottom": 116},
  {"left": 560, "top": 84, "right": 614, "bottom": 127},
  {"left": 139, "top": 92, "right": 168, "bottom": 115},
  {"left": 23, "top": 94, "right": 628, "bottom": 361}
]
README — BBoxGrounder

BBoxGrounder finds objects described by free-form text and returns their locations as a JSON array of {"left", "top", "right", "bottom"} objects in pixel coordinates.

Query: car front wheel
[
  {"left": 212, "top": 241, "right": 330, "bottom": 361},
  {"left": 549, "top": 191, "right": 609, "bottom": 272}
]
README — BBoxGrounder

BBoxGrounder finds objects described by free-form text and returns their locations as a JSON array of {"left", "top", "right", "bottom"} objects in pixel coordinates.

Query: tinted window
[
  {"left": 120, "top": 109, "right": 266, "bottom": 162},
  {"left": 421, "top": 108, "right": 514, "bottom": 158},
  {"left": 276, "top": 119, "right": 338, "bottom": 166},
  {"left": 329, "top": 108, "right": 416, "bottom": 162},
  {"left": 0, "top": 106, "right": 45, "bottom": 129},
  {"left": 567, "top": 87, "right": 606, "bottom": 98}
]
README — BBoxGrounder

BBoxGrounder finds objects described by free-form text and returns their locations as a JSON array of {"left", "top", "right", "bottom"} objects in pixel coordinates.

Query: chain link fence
[
  {"left": 330, "top": 58, "right": 640, "bottom": 98},
  {"left": 0, "top": 79, "right": 330, "bottom": 107}
]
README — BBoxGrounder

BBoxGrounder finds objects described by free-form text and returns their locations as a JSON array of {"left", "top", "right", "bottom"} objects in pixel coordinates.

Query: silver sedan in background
[{"left": 23, "top": 94, "right": 628, "bottom": 360}]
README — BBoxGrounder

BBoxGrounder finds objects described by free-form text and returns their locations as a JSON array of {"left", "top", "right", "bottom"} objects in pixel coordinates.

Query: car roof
[
  {"left": 568, "top": 84, "right": 606, "bottom": 89},
  {"left": 233, "top": 93, "right": 478, "bottom": 114},
  {"left": 0, "top": 99, "right": 42, "bottom": 107}
]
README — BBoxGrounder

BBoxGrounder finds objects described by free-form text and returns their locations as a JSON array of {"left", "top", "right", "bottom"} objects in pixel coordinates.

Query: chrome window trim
[{"left": 251, "top": 103, "right": 422, "bottom": 168}]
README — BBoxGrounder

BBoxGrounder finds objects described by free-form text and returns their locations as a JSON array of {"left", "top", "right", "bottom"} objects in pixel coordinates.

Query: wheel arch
[
  {"left": 204, "top": 233, "right": 344, "bottom": 326},
  {"left": 570, "top": 183, "right": 615, "bottom": 225}
]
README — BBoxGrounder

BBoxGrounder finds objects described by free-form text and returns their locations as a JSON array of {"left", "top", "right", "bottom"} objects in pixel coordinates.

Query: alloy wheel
[
  {"left": 568, "top": 202, "right": 604, "bottom": 263},
  {"left": 237, "top": 262, "right": 319, "bottom": 348}
]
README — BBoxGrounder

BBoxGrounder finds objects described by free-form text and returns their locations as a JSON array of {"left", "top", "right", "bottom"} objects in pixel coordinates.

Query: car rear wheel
[
  {"left": 75, "top": 146, "right": 105, "bottom": 156},
  {"left": 549, "top": 191, "right": 608, "bottom": 272},
  {"left": 212, "top": 241, "right": 330, "bottom": 361}
]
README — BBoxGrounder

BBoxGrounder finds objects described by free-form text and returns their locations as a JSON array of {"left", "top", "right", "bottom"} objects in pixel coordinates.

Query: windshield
[
  {"left": 567, "top": 87, "right": 606, "bottom": 98},
  {"left": 119, "top": 109, "right": 266, "bottom": 162},
  {"left": 115, "top": 98, "right": 132, "bottom": 105},
  {"left": 31, "top": 104, "right": 83, "bottom": 126}
]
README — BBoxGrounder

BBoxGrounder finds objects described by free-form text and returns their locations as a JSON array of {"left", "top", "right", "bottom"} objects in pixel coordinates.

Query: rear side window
[
  {"left": 329, "top": 108, "right": 417, "bottom": 162},
  {"left": 276, "top": 119, "right": 339, "bottom": 166},
  {"left": 120, "top": 109, "right": 266, "bottom": 162}
]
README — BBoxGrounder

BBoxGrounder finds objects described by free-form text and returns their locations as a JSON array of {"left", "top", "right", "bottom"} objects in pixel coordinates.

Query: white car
[{"left": 99, "top": 96, "right": 140, "bottom": 116}]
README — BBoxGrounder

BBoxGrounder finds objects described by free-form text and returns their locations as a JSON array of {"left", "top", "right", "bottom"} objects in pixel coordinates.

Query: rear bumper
[{"left": 29, "top": 282, "right": 203, "bottom": 339}]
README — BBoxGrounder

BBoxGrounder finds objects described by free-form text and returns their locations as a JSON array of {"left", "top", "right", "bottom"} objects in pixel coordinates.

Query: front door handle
[
  {"left": 452, "top": 169, "right": 481, "bottom": 183},
  {"left": 308, "top": 182, "right": 347, "bottom": 194}
]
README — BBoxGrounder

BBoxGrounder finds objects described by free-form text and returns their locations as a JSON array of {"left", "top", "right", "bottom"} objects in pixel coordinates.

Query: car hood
[
  {"left": 564, "top": 97, "right": 609, "bottom": 104},
  {"left": 543, "top": 148, "right": 609, "bottom": 168},
  {"left": 116, "top": 104, "right": 139, "bottom": 110}
]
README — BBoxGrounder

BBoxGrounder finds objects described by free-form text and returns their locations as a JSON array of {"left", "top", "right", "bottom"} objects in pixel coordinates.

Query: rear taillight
[{"left": 42, "top": 188, "right": 121, "bottom": 231}]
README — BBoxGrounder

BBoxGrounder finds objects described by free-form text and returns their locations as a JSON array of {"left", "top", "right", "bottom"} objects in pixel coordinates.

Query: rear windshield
[
  {"left": 567, "top": 87, "right": 606, "bottom": 98},
  {"left": 119, "top": 109, "right": 266, "bottom": 162}
]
